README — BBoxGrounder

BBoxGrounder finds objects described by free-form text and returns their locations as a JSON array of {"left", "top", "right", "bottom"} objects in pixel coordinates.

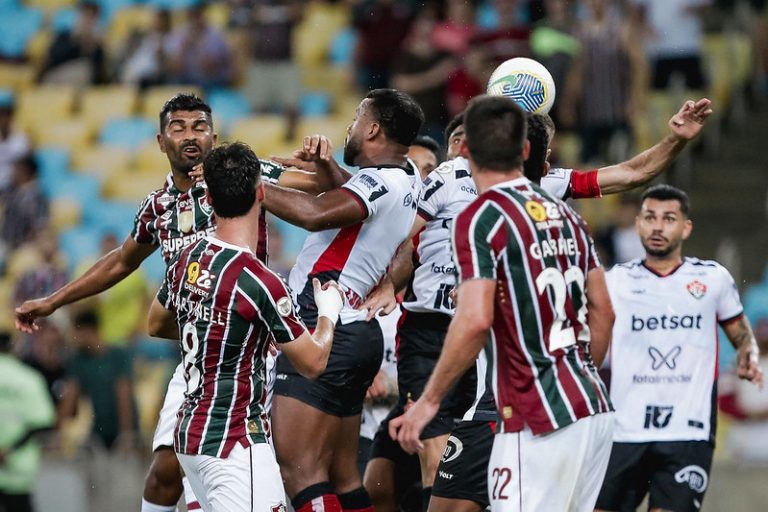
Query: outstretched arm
[
  {"left": 15, "top": 238, "right": 156, "bottom": 333},
  {"left": 272, "top": 135, "right": 353, "bottom": 193},
  {"left": 263, "top": 183, "right": 366, "bottom": 232},
  {"left": 597, "top": 98, "right": 713, "bottom": 195}
]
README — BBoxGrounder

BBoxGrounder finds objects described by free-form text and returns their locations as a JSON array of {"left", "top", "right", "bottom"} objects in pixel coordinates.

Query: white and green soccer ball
[{"left": 487, "top": 57, "right": 556, "bottom": 114}]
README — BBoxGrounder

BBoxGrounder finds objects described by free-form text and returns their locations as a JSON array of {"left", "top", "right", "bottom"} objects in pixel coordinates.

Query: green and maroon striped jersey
[
  {"left": 157, "top": 236, "right": 306, "bottom": 457},
  {"left": 131, "top": 162, "right": 285, "bottom": 265},
  {"left": 451, "top": 176, "right": 612, "bottom": 435}
]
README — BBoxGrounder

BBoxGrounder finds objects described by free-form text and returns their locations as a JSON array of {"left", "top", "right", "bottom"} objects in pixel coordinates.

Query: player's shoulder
[
  {"left": 610, "top": 259, "right": 645, "bottom": 274},
  {"left": 683, "top": 257, "right": 733, "bottom": 280}
]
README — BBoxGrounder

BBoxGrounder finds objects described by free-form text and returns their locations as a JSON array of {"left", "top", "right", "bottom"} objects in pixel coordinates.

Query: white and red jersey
[
  {"left": 606, "top": 257, "right": 744, "bottom": 443},
  {"left": 289, "top": 163, "right": 421, "bottom": 326}
]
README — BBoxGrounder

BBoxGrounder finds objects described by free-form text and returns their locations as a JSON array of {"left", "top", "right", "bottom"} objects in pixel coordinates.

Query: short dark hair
[
  {"left": 523, "top": 113, "right": 555, "bottom": 182},
  {"left": 159, "top": 93, "right": 212, "bottom": 131},
  {"left": 641, "top": 184, "right": 691, "bottom": 217},
  {"left": 74, "top": 310, "right": 100, "bottom": 329},
  {"left": 364, "top": 89, "right": 424, "bottom": 146},
  {"left": 444, "top": 112, "right": 464, "bottom": 146},
  {"left": 464, "top": 95, "right": 527, "bottom": 171},
  {"left": 15, "top": 153, "right": 38, "bottom": 177},
  {"left": 203, "top": 142, "right": 262, "bottom": 218},
  {"left": 411, "top": 135, "right": 442, "bottom": 160}
]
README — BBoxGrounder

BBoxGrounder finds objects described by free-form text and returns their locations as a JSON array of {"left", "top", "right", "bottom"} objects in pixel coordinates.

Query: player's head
[
  {"left": 408, "top": 135, "right": 442, "bottom": 179},
  {"left": 203, "top": 142, "right": 264, "bottom": 219},
  {"left": 445, "top": 112, "right": 465, "bottom": 160},
  {"left": 343, "top": 89, "right": 425, "bottom": 166},
  {"left": 464, "top": 95, "right": 529, "bottom": 173},
  {"left": 636, "top": 184, "right": 692, "bottom": 258},
  {"left": 523, "top": 113, "right": 556, "bottom": 183},
  {"left": 158, "top": 93, "right": 216, "bottom": 176},
  {"left": 73, "top": 310, "right": 102, "bottom": 350}
]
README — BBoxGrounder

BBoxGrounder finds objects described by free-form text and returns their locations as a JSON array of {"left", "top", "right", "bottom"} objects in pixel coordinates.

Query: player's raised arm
[
  {"left": 15, "top": 237, "right": 157, "bottom": 333},
  {"left": 272, "top": 134, "right": 354, "bottom": 193},
  {"left": 596, "top": 98, "right": 713, "bottom": 195},
  {"left": 585, "top": 267, "right": 614, "bottom": 367},
  {"left": 263, "top": 183, "right": 367, "bottom": 231}
]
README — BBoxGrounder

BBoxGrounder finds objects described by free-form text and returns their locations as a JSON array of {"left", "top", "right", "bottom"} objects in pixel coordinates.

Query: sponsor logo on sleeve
[
  {"left": 359, "top": 174, "right": 379, "bottom": 189},
  {"left": 277, "top": 297, "right": 293, "bottom": 317}
]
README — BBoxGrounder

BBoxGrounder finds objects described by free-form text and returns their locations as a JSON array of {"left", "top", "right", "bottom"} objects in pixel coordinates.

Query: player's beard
[
  {"left": 343, "top": 135, "right": 361, "bottom": 166},
  {"left": 641, "top": 236, "right": 680, "bottom": 258}
]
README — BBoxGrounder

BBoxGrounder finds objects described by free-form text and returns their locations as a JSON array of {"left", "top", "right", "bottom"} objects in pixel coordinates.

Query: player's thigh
[
  {"left": 594, "top": 442, "right": 651, "bottom": 512},
  {"left": 152, "top": 363, "right": 186, "bottom": 452},
  {"left": 648, "top": 441, "right": 713, "bottom": 512},
  {"left": 176, "top": 453, "right": 211, "bottom": 512},
  {"left": 430, "top": 496, "right": 484, "bottom": 512},
  {"left": 432, "top": 420, "right": 495, "bottom": 511},
  {"left": 570, "top": 412, "right": 615, "bottom": 512},
  {"left": 419, "top": 434, "right": 450, "bottom": 486},
  {"left": 364, "top": 457, "right": 397, "bottom": 512}
]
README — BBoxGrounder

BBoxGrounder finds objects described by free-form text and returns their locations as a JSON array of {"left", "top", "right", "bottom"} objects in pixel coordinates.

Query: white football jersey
[
  {"left": 289, "top": 164, "right": 420, "bottom": 325},
  {"left": 606, "top": 258, "right": 744, "bottom": 443}
]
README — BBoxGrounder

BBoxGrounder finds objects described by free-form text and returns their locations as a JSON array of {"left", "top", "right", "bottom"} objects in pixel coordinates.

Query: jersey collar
[
  {"left": 205, "top": 235, "right": 254, "bottom": 255},
  {"left": 489, "top": 176, "right": 530, "bottom": 190},
  {"left": 641, "top": 259, "right": 686, "bottom": 278}
]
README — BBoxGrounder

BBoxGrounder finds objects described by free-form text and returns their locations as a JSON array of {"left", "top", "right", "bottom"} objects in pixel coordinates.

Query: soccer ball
[{"left": 487, "top": 57, "right": 556, "bottom": 114}]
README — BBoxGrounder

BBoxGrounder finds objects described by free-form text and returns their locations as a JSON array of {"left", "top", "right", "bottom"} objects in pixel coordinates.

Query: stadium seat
[
  {"left": 0, "top": 63, "right": 35, "bottom": 90},
  {"left": 95, "top": 0, "right": 137, "bottom": 25},
  {"left": 72, "top": 144, "right": 131, "bottom": 180},
  {"left": 17, "top": 85, "right": 77, "bottom": 132},
  {"left": 82, "top": 199, "right": 137, "bottom": 236},
  {"left": 329, "top": 28, "right": 356, "bottom": 66},
  {"left": 207, "top": 88, "right": 252, "bottom": 127},
  {"left": 104, "top": 4, "right": 153, "bottom": 56},
  {"left": 0, "top": 7, "right": 43, "bottom": 59},
  {"left": 48, "top": 172, "right": 101, "bottom": 203},
  {"left": 300, "top": 91, "right": 332, "bottom": 117},
  {"left": 25, "top": 28, "right": 52, "bottom": 71},
  {"left": 100, "top": 117, "right": 156, "bottom": 150},
  {"left": 5, "top": 244, "right": 43, "bottom": 282},
  {"left": 103, "top": 170, "right": 165, "bottom": 202},
  {"left": 58, "top": 226, "right": 103, "bottom": 273},
  {"left": 134, "top": 140, "right": 168, "bottom": 174},
  {"left": 228, "top": 115, "right": 287, "bottom": 156},
  {"left": 146, "top": 0, "right": 198, "bottom": 9},
  {"left": 26, "top": 0, "right": 76, "bottom": 14},
  {"left": 33, "top": 117, "right": 93, "bottom": 149},
  {"left": 81, "top": 85, "right": 138, "bottom": 132},
  {"left": 49, "top": 196, "right": 82, "bottom": 232},
  {"left": 294, "top": 1, "right": 349, "bottom": 67},
  {"left": 205, "top": 1, "right": 229, "bottom": 30},
  {"left": 52, "top": 7, "right": 78, "bottom": 31},
  {"left": 36, "top": 146, "right": 71, "bottom": 196},
  {"left": 141, "top": 85, "right": 203, "bottom": 119},
  {"left": 298, "top": 116, "right": 350, "bottom": 148}
]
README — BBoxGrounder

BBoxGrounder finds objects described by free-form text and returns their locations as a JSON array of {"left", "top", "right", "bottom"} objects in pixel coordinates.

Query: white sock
[
  {"left": 140, "top": 498, "right": 177, "bottom": 512},
  {"left": 183, "top": 476, "right": 202, "bottom": 510}
]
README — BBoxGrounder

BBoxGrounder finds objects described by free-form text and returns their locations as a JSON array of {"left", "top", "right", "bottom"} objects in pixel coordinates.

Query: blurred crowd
[{"left": 1, "top": 0, "right": 768, "bottom": 508}]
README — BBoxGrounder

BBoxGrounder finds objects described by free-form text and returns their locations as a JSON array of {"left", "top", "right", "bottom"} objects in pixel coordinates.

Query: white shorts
[
  {"left": 176, "top": 443, "right": 287, "bottom": 512},
  {"left": 488, "top": 412, "right": 614, "bottom": 512},
  {"left": 153, "top": 354, "right": 279, "bottom": 452},
  {"left": 152, "top": 362, "right": 186, "bottom": 451}
]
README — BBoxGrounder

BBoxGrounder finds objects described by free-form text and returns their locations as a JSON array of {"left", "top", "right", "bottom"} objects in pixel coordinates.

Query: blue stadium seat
[
  {"left": 208, "top": 88, "right": 251, "bottom": 127},
  {"left": 52, "top": 8, "right": 78, "bottom": 32},
  {"left": 95, "top": 0, "right": 136, "bottom": 24},
  {"left": 48, "top": 173, "right": 101, "bottom": 206},
  {"left": 300, "top": 91, "right": 332, "bottom": 117},
  {"left": 329, "top": 28, "right": 356, "bottom": 66},
  {"left": 271, "top": 218, "right": 308, "bottom": 258},
  {"left": 0, "top": 7, "right": 43, "bottom": 58},
  {"left": 100, "top": 117, "right": 157, "bottom": 150},
  {"left": 58, "top": 226, "right": 103, "bottom": 274},
  {"left": 142, "top": 250, "right": 166, "bottom": 285},
  {"left": 36, "top": 147, "right": 72, "bottom": 198},
  {"left": 82, "top": 199, "right": 137, "bottom": 237},
  {"left": 146, "top": 0, "right": 199, "bottom": 10},
  {"left": 476, "top": 2, "right": 500, "bottom": 29}
]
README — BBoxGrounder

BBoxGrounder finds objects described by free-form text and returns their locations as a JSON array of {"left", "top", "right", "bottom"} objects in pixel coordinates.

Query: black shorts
[
  {"left": 397, "top": 310, "right": 482, "bottom": 439},
  {"left": 431, "top": 419, "right": 495, "bottom": 507},
  {"left": 274, "top": 319, "right": 383, "bottom": 417},
  {"left": 595, "top": 441, "right": 714, "bottom": 512}
]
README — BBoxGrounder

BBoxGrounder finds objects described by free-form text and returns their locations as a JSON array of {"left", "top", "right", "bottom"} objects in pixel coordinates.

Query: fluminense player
[
  {"left": 391, "top": 95, "right": 616, "bottom": 511},
  {"left": 595, "top": 184, "right": 762, "bottom": 512},
  {"left": 147, "top": 142, "right": 346, "bottom": 512},
  {"left": 261, "top": 89, "right": 424, "bottom": 512},
  {"left": 14, "top": 94, "right": 330, "bottom": 512}
]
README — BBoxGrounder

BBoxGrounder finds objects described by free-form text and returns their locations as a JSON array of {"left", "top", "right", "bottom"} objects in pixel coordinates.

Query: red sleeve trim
[
  {"left": 570, "top": 169, "right": 602, "bottom": 199},
  {"left": 718, "top": 312, "right": 744, "bottom": 327},
  {"left": 340, "top": 187, "right": 370, "bottom": 219}
]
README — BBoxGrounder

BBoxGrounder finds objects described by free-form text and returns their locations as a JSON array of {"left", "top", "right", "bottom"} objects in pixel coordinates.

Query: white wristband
[{"left": 314, "top": 284, "right": 345, "bottom": 326}]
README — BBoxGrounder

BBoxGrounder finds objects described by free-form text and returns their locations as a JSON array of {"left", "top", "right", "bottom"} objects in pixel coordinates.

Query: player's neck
[
  {"left": 171, "top": 169, "right": 194, "bottom": 192},
  {"left": 473, "top": 168, "right": 524, "bottom": 193},
  {"left": 213, "top": 206, "right": 260, "bottom": 254},
  {"left": 355, "top": 145, "right": 409, "bottom": 169},
  {"left": 644, "top": 253, "right": 684, "bottom": 276}
]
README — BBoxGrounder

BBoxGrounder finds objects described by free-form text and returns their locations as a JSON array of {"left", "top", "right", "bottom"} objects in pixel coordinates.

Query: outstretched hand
[
  {"left": 359, "top": 278, "right": 397, "bottom": 321},
  {"left": 737, "top": 342, "right": 764, "bottom": 389},
  {"left": 668, "top": 98, "right": 713, "bottom": 141},
  {"left": 15, "top": 298, "right": 55, "bottom": 333}
]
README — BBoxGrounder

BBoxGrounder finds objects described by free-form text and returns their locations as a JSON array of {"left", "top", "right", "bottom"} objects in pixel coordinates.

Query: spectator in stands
[
  {"left": 472, "top": 0, "right": 531, "bottom": 63},
  {"left": 40, "top": 1, "right": 105, "bottom": 87},
  {"left": 633, "top": 0, "right": 712, "bottom": 91},
  {"left": 392, "top": 6, "right": 456, "bottom": 140},
  {"left": 118, "top": 9, "right": 173, "bottom": 88},
  {"left": 562, "top": 0, "right": 636, "bottom": 164},
  {"left": 0, "top": 94, "right": 31, "bottom": 193},
  {"left": 595, "top": 194, "right": 646, "bottom": 267},
  {"left": 59, "top": 310, "right": 137, "bottom": 452},
  {"left": 432, "top": 0, "right": 479, "bottom": 55},
  {"left": 446, "top": 45, "right": 493, "bottom": 118},
  {"left": 1, "top": 155, "right": 48, "bottom": 251},
  {"left": 165, "top": 3, "right": 234, "bottom": 89},
  {"left": 13, "top": 232, "right": 68, "bottom": 307},
  {"left": 352, "top": 0, "right": 415, "bottom": 90},
  {"left": 0, "top": 331, "right": 56, "bottom": 512},
  {"left": 23, "top": 321, "right": 68, "bottom": 406},
  {"left": 234, "top": 0, "right": 303, "bottom": 141}
]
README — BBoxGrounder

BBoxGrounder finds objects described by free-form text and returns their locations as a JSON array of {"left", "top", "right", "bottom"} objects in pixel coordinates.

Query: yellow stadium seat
[
  {"left": 205, "top": 2, "right": 229, "bottom": 30},
  {"left": 72, "top": 145, "right": 132, "bottom": 179},
  {"left": 17, "top": 85, "right": 77, "bottom": 132},
  {"left": 26, "top": 30, "right": 52, "bottom": 72},
  {"left": 134, "top": 140, "right": 169, "bottom": 174},
  {"left": 0, "top": 63, "right": 35, "bottom": 90},
  {"left": 0, "top": 278, "right": 14, "bottom": 331},
  {"left": 300, "top": 65, "right": 352, "bottom": 101},
  {"left": 80, "top": 85, "right": 138, "bottom": 132},
  {"left": 105, "top": 6, "right": 155, "bottom": 56},
  {"left": 227, "top": 115, "right": 288, "bottom": 156},
  {"left": 294, "top": 1, "right": 350, "bottom": 67},
  {"left": 49, "top": 197, "right": 82, "bottom": 232},
  {"left": 5, "top": 244, "right": 42, "bottom": 281},
  {"left": 103, "top": 170, "right": 166, "bottom": 202},
  {"left": 141, "top": 85, "right": 204, "bottom": 119},
  {"left": 27, "top": 0, "right": 77, "bottom": 13},
  {"left": 32, "top": 117, "right": 93, "bottom": 149},
  {"left": 298, "top": 116, "right": 350, "bottom": 149},
  {"left": 632, "top": 92, "right": 677, "bottom": 153}
]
